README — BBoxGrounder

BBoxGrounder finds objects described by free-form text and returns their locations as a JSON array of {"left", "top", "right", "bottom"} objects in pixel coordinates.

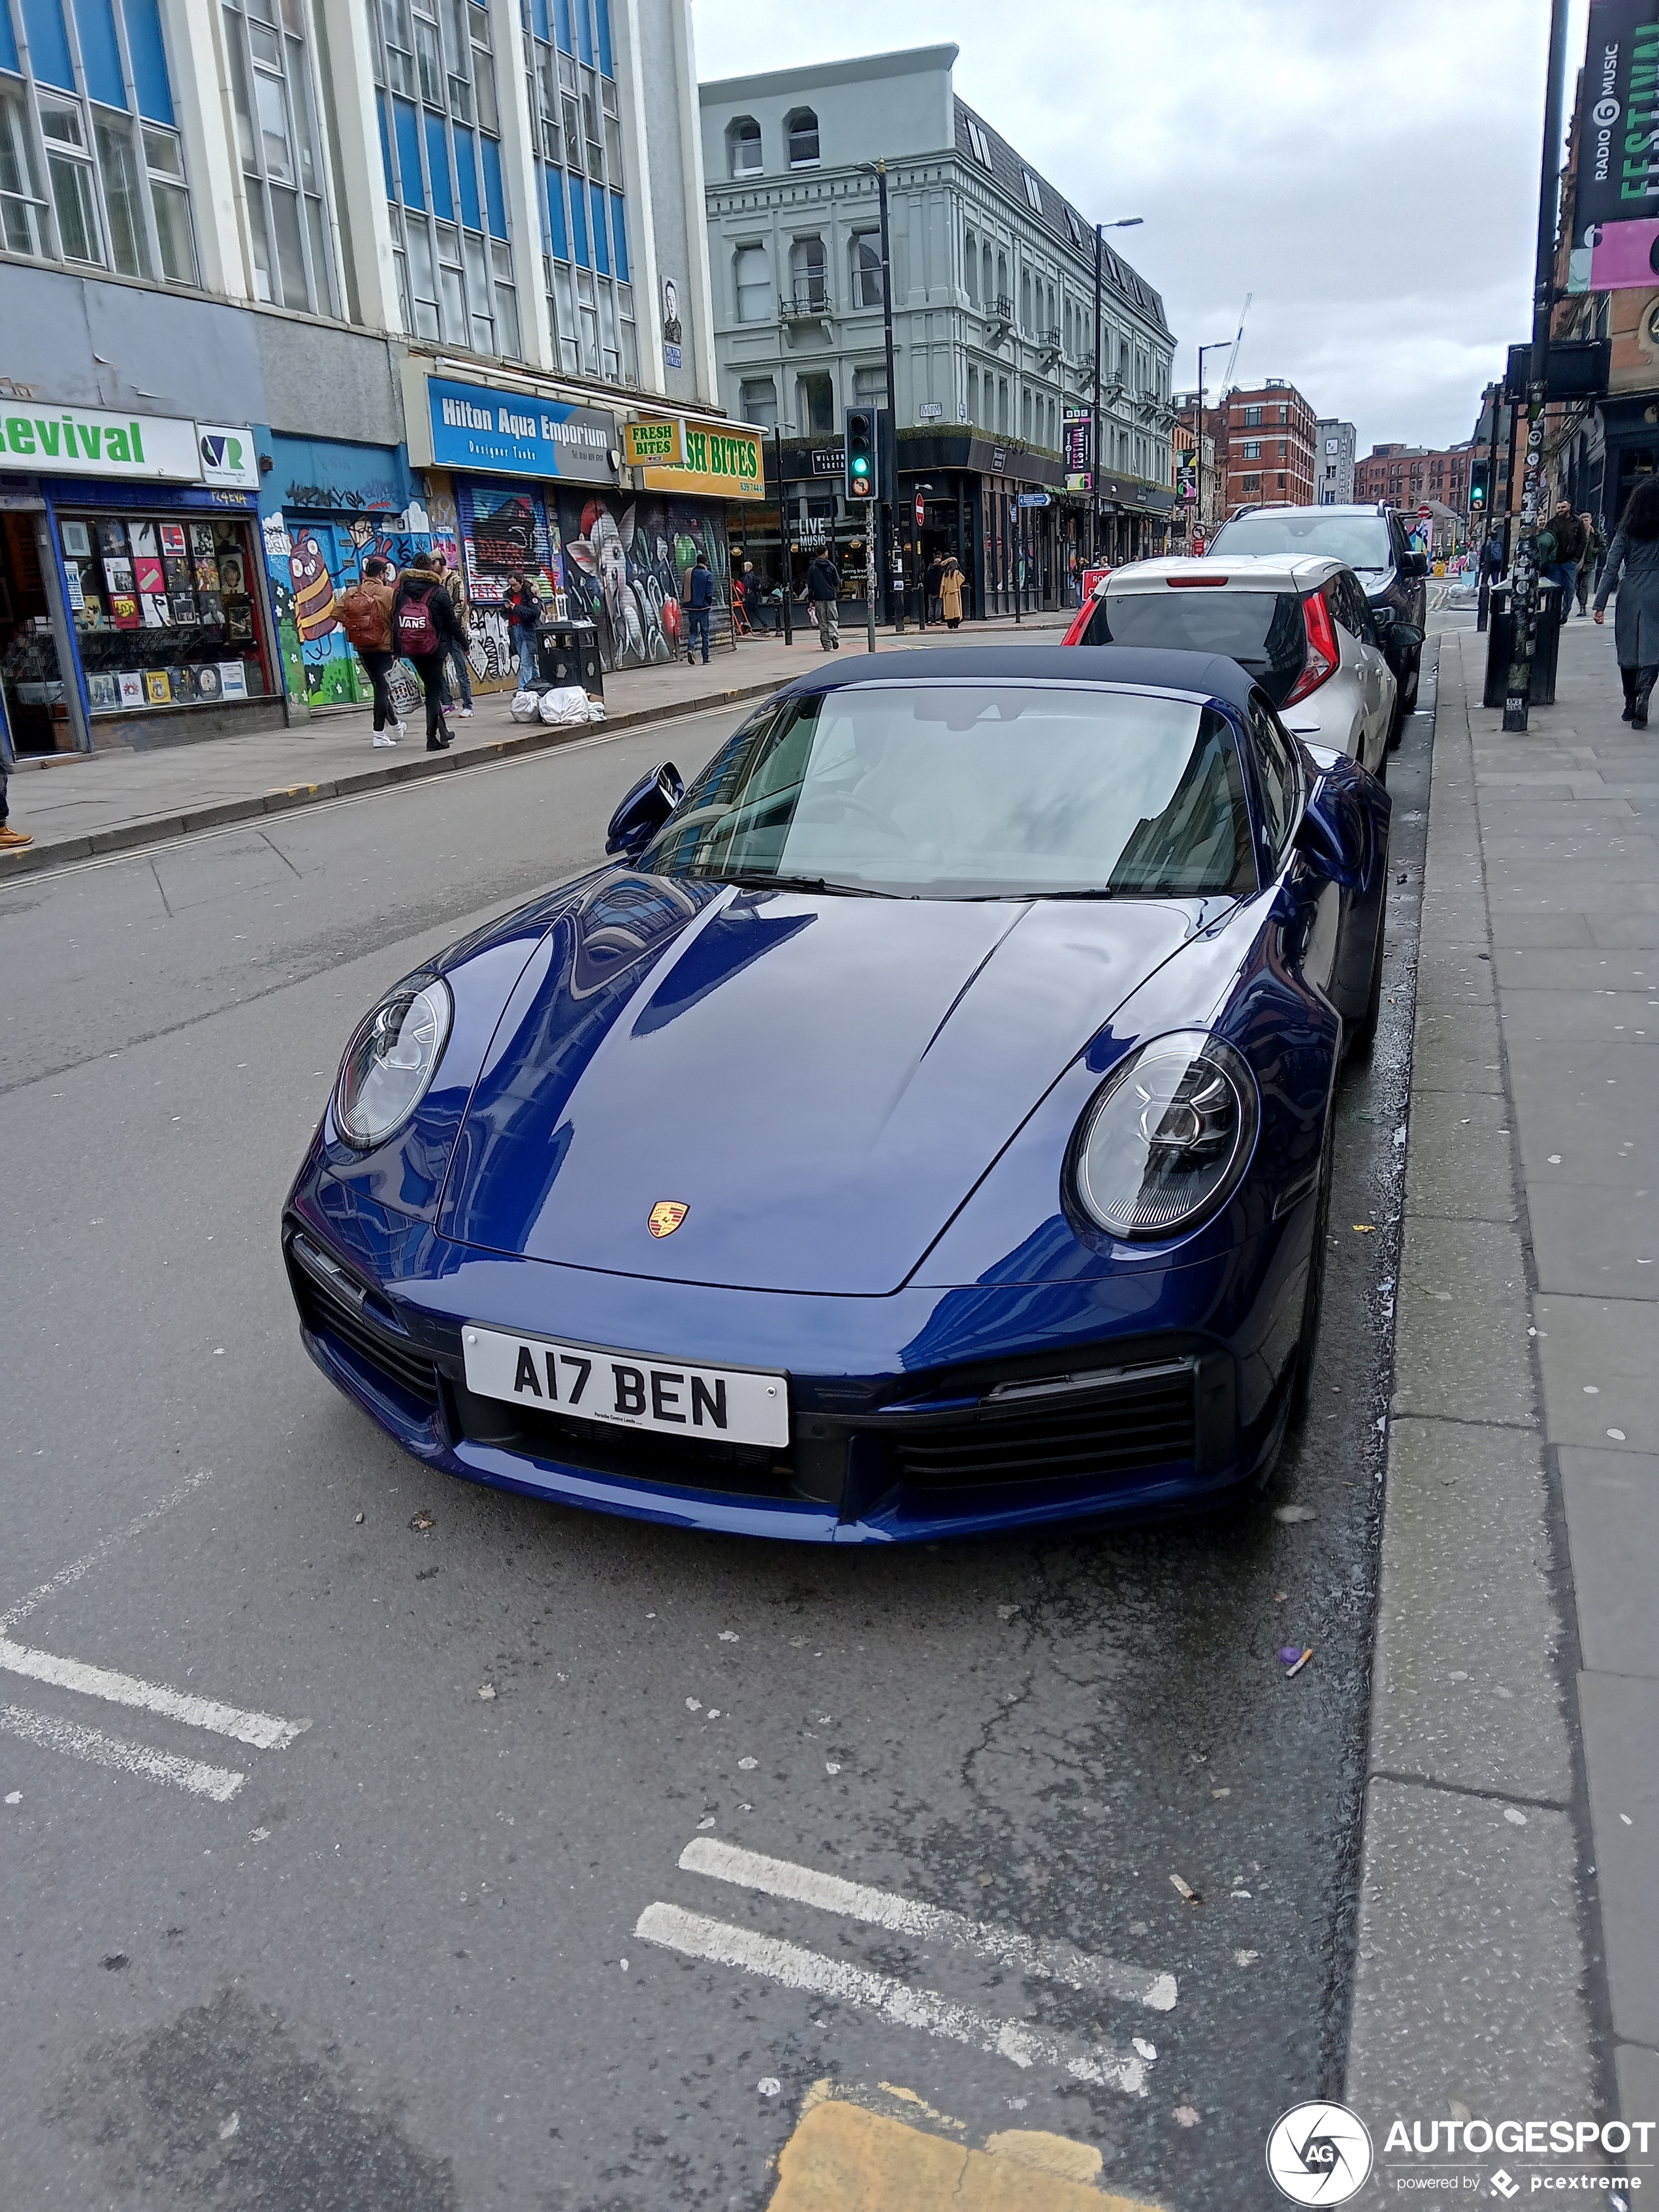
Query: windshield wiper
[
  {"left": 1022, "top": 887, "right": 1118, "bottom": 901},
  {"left": 718, "top": 870, "right": 894, "bottom": 899}
]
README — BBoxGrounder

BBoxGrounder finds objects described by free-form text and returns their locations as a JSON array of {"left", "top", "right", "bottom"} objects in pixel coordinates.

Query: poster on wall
[
  {"left": 453, "top": 479, "right": 563, "bottom": 688},
  {"left": 553, "top": 489, "right": 730, "bottom": 672}
]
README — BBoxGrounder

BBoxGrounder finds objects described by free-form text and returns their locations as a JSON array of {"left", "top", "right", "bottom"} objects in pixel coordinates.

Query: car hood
[{"left": 436, "top": 873, "right": 1209, "bottom": 1294}]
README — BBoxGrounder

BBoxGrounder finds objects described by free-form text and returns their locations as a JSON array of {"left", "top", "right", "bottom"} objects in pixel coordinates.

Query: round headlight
[
  {"left": 1072, "top": 1031, "right": 1259, "bottom": 1242},
  {"left": 333, "top": 979, "right": 452, "bottom": 1149}
]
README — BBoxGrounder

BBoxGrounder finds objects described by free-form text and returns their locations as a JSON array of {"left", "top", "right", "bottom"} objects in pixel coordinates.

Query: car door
[{"left": 1249, "top": 696, "right": 1340, "bottom": 1002}]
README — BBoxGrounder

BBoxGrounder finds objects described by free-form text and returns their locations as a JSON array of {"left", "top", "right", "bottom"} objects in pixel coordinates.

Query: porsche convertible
[{"left": 282, "top": 647, "right": 1389, "bottom": 1542}]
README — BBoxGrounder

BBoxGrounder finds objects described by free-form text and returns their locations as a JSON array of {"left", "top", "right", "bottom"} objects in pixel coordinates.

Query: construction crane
[{"left": 1217, "top": 293, "right": 1252, "bottom": 400}]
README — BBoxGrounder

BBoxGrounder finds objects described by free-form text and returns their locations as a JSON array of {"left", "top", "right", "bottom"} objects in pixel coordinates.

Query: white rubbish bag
[
  {"left": 508, "top": 687, "right": 540, "bottom": 723},
  {"left": 538, "top": 684, "right": 596, "bottom": 726}
]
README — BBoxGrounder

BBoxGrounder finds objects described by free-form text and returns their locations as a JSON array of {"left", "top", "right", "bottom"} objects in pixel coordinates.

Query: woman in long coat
[{"left": 1592, "top": 474, "right": 1659, "bottom": 724}]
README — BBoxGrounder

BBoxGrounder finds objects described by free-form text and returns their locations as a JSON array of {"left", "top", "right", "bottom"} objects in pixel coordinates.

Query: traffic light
[
  {"left": 1469, "top": 461, "right": 1488, "bottom": 511},
  {"left": 845, "top": 408, "right": 877, "bottom": 500}
]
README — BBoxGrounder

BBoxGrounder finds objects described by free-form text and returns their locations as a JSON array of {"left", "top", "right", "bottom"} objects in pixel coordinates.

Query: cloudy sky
[{"left": 691, "top": 0, "right": 1588, "bottom": 457}]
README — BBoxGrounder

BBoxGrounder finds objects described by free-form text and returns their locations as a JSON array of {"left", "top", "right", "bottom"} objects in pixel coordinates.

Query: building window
[
  {"left": 995, "top": 249, "right": 1008, "bottom": 314},
  {"left": 1021, "top": 168, "right": 1042, "bottom": 214},
  {"left": 1021, "top": 385, "right": 1032, "bottom": 438},
  {"left": 526, "top": 24, "right": 626, "bottom": 380},
  {"left": 373, "top": 0, "right": 517, "bottom": 353},
  {"left": 797, "top": 371, "right": 833, "bottom": 436},
  {"left": 739, "top": 375, "right": 777, "bottom": 429},
  {"left": 964, "top": 114, "right": 991, "bottom": 168},
  {"left": 981, "top": 242, "right": 992, "bottom": 307},
  {"left": 963, "top": 226, "right": 976, "bottom": 305},
  {"left": 997, "top": 376, "right": 1008, "bottom": 433},
  {"left": 225, "top": 0, "right": 335, "bottom": 313},
  {"left": 851, "top": 231, "right": 882, "bottom": 309},
  {"left": 1241, "top": 473, "right": 1261, "bottom": 494},
  {"left": 734, "top": 241, "right": 771, "bottom": 321},
  {"left": 1064, "top": 205, "right": 1082, "bottom": 247},
  {"left": 967, "top": 363, "right": 978, "bottom": 423},
  {"left": 726, "top": 115, "right": 761, "bottom": 176},
  {"left": 1243, "top": 404, "right": 1262, "bottom": 426},
  {"left": 788, "top": 234, "right": 826, "bottom": 312},
  {"left": 852, "top": 362, "right": 887, "bottom": 408},
  {"left": 0, "top": 2, "right": 197, "bottom": 284},
  {"left": 1019, "top": 269, "right": 1030, "bottom": 329},
  {"left": 785, "top": 108, "right": 818, "bottom": 166},
  {"left": 1241, "top": 440, "right": 1261, "bottom": 459}
]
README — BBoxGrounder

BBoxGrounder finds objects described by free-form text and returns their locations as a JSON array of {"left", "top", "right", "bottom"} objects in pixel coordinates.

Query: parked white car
[{"left": 1066, "top": 553, "right": 1397, "bottom": 777}]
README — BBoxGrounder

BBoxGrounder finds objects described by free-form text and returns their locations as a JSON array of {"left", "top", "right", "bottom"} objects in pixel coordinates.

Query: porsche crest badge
[{"left": 648, "top": 1201, "right": 689, "bottom": 1239}]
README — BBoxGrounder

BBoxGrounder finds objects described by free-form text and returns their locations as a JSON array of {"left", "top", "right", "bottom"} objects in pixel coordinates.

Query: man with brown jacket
[{"left": 334, "top": 555, "right": 402, "bottom": 746}]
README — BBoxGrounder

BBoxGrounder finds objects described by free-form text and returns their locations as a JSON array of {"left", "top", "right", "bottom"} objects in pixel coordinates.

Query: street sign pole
[
  {"left": 877, "top": 159, "right": 903, "bottom": 634},
  {"left": 1503, "top": 0, "right": 1571, "bottom": 733},
  {"left": 772, "top": 422, "right": 792, "bottom": 645},
  {"left": 1090, "top": 225, "right": 1103, "bottom": 568}
]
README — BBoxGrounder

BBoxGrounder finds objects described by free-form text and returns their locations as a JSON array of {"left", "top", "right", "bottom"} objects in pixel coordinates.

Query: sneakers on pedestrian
[
  {"left": 457, "top": 706, "right": 474, "bottom": 717},
  {"left": 0, "top": 823, "right": 33, "bottom": 850},
  {"left": 831, "top": 637, "right": 840, "bottom": 649},
  {"left": 373, "top": 730, "right": 397, "bottom": 747}
]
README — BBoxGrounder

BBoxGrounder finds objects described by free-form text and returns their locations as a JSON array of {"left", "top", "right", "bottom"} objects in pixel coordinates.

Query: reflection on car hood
[{"left": 438, "top": 870, "right": 1210, "bottom": 1294}]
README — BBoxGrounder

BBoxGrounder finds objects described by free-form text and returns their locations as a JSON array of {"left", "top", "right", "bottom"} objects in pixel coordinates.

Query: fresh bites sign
[
  {"left": 1578, "top": 3, "right": 1659, "bottom": 287},
  {"left": 425, "top": 377, "right": 616, "bottom": 484},
  {"left": 622, "top": 418, "right": 685, "bottom": 467},
  {"left": 638, "top": 424, "right": 765, "bottom": 502},
  {"left": 0, "top": 402, "right": 203, "bottom": 480}
]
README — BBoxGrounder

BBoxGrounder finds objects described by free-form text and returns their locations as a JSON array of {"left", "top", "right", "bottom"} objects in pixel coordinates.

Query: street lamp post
[
  {"left": 1090, "top": 218, "right": 1142, "bottom": 569},
  {"left": 1194, "top": 340, "right": 1232, "bottom": 551},
  {"left": 876, "top": 158, "right": 902, "bottom": 633}
]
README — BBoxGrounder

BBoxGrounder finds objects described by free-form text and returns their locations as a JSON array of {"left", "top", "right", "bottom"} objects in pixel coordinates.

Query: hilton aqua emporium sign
[{"left": 411, "top": 372, "right": 617, "bottom": 487}]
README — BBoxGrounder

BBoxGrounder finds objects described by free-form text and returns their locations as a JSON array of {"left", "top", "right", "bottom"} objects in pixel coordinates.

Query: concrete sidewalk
[
  {"left": 1, "top": 608, "right": 1070, "bottom": 877},
  {"left": 1348, "top": 614, "right": 1657, "bottom": 2174}
]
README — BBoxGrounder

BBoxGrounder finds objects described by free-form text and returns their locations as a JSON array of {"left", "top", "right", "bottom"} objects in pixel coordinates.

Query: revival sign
[
  {"left": 0, "top": 403, "right": 211, "bottom": 481},
  {"left": 423, "top": 376, "right": 617, "bottom": 485}
]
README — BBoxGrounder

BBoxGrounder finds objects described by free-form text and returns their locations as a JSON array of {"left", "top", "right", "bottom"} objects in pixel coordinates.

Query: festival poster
[
  {"left": 109, "top": 592, "right": 140, "bottom": 628},
  {"left": 159, "top": 523, "right": 187, "bottom": 558}
]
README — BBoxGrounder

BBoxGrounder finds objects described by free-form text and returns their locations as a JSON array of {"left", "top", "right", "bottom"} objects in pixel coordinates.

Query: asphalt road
[{"left": 0, "top": 669, "right": 1432, "bottom": 2210}]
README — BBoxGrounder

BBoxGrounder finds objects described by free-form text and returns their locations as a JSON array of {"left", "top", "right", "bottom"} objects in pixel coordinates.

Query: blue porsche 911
[{"left": 283, "top": 646, "right": 1389, "bottom": 1543}]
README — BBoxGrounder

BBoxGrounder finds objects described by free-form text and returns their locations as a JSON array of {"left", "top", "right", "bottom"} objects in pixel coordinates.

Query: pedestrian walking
[
  {"left": 1576, "top": 513, "right": 1605, "bottom": 615},
  {"left": 682, "top": 552, "right": 715, "bottom": 664},
  {"left": 739, "top": 560, "right": 762, "bottom": 632},
  {"left": 924, "top": 554, "right": 944, "bottom": 627},
  {"left": 939, "top": 554, "right": 967, "bottom": 630},
  {"left": 1482, "top": 529, "right": 1506, "bottom": 581},
  {"left": 437, "top": 554, "right": 474, "bottom": 717},
  {"left": 806, "top": 551, "right": 841, "bottom": 650},
  {"left": 0, "top": 756, "right": 29, "bottom": 852},
  {"left": 1592, "top": 474, "right": 1659, "bottom": 726},
  {"left": 392, "top": 551, "right": 470, "bottom": 750},
  {"left": 333, "top": 554, "right": 403, "bottom": 746},
  {"left": 503, "top": 573, "right": 541, "bottom": 682},
  {"left": 1543, "top": 497, "right": 1586, "bottom": 613}
]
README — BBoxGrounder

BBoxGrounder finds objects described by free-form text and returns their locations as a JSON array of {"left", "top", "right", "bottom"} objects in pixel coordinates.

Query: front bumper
[{"left": 283, "top": 1172, "right": 1306, "bottom": 1544}]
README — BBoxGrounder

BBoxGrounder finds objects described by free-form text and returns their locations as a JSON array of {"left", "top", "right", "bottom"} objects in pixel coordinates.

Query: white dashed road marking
[
  {"left": 0, "top": 1703, "right": 246, "bottom": 1801},
  {"left": 678, "top": 1836, "right": 1176, "bottom": 2012},
  {"left": 0, "top": 1639, "right": 309, "bottom": 1752},
  {"left": 634, "top": 1836, "right": 1176, "bottom": 2097},
  {"left": 634, "top": 1902, "right": 1149, "bottom": 2095}
]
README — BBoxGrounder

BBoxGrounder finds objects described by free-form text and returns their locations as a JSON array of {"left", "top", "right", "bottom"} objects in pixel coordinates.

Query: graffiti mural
[
  {"left": 553, "top": 490, "right": 730, "bottom": 672},
  {"left": 262, "top": 515, "right": 436, "bottom": 709}
]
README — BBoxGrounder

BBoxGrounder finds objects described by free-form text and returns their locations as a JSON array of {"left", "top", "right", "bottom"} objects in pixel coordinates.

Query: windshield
[
  {"left": 637, "top": 683, "right": 1255, "bottom": 900},
  {"left": 1093, "top": 588, "right": 1308, "bottom": 708},
  {"left": 1210, "top": 511, "right": 1392, "bottom": 572}
]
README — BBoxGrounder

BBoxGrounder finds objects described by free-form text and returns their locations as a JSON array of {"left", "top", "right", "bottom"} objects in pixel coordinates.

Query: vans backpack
[{"left": 396, "top": 588, "right": 438, "bottom": 655}]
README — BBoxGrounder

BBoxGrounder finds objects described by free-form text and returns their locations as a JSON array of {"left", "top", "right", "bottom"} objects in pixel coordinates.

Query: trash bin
[
  {"left": 534, "top": 619, "right": 604, "bottom": 697},
  {"left": 1483, "top": 579, "right": 1561, "bottom": 709}
]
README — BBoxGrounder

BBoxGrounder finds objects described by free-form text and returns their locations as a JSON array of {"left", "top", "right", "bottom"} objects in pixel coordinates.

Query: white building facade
[
  {"left": 1316, "top": 419, "right": 1357, "bottom": 505},
  {"left": 699, "top": 44, "right": 1174, "bottom": 618},
  {"left": 1, "top": 0, "right": 749, "bottom": 760}
]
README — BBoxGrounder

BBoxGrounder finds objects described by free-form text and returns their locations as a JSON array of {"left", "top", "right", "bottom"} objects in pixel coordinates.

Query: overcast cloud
[{"left": 690, "top": 0, "right": 1589, "bottom": 456}]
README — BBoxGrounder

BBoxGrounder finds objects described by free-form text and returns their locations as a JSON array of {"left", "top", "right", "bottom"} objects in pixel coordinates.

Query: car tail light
[
  {"left": 1165, "top": 575, "right": 1229, "bottom": 588},
  {"left": 1283, "top": 588, "right": 1339, "bottom": 705}
]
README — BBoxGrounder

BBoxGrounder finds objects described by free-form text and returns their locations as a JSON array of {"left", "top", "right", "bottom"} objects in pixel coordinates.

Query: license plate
[{"left": 460, "top": 1324, "right": 790, "bottom": 1451}]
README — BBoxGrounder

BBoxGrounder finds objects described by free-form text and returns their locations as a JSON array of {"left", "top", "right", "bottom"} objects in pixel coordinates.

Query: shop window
[
  {"left": 740, "top": 376, "right": 777, "bottom": 430},
  {"left": 735, "top": 241, "right": 771, "bottom": 322},
  {"left": 851, "top": 232, "right": 882, "bottom": 310},
  {"left": 786, "top": 108, "right": 818, "bottom": 166},
  {"left": 56, "top": 508, "right": 272, "bottom": 723},
  {"left": 726, "top": 116, "right": 761, "bottom": 177}
]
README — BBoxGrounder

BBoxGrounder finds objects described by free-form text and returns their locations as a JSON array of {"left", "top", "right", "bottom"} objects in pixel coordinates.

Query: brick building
[
  {"left": 1221, "top": 379, "right": 1317, "bottom": 513},
  {"left": 1353, "top": 442, "right": 1476, "bottom": 513}
]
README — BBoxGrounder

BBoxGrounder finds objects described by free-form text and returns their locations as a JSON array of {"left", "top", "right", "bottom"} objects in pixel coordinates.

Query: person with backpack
[
  {"left": 682, "top": 552, "right": 715, "bottom": 665},
  {"left": 391, "top": 551, "right": 469, "bottom": 750},
  {"left": 805, "top": 551, "right": 841, "bottom": 650},
  {"left": 333, "top": 555, "right": 403, "bottom": 746},
  {"left": 503, "top": 574, "right": 541, "bottom": 681}
]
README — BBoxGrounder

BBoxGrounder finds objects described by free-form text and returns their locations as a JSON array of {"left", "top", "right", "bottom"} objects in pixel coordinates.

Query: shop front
[
  {"left": 1, "top": 404, "right": 272, "bottom": 760},
  {"left": 255, "top": 432, "right": 435, "bottom": 716}
]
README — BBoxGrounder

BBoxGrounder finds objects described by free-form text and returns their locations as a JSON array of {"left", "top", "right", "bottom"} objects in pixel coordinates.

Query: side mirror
[
  {"left": 605, "top": 761, "right": 685, "bottom": 859},
  {"left": 1402, "top": 551, "right": 1429, "bottom": 579},
  {"left": 1383, "top": 620, "right": 1424, "bottom": 671},
  {"left": 1292, "top": 778, "right": 1366, "bottom": 888}
]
